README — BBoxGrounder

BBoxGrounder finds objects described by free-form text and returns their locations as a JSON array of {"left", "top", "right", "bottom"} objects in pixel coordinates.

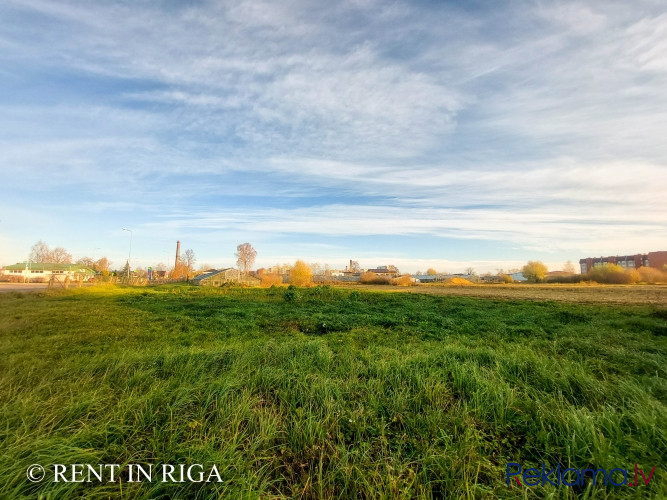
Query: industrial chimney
[{"left": 175, "top": 240, "right": 181, "bottom": 268}]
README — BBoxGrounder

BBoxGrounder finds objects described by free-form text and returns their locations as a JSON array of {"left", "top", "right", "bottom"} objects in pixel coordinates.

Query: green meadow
[{"left": 0, "top": 285, "right": 665, "bottom": 499}]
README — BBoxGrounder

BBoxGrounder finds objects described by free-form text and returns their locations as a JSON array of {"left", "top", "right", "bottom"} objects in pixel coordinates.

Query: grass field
[
  {"left": 350, "top": 283, "right": 667, "bottom": 305},
  {"left": 0, "top": 284, "right": 665, "bottom": 498}
]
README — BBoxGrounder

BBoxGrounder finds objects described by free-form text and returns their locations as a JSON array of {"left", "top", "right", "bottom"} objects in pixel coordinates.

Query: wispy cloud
[{"left": 1, "top": 0, "right": 665, "bottom": 269}]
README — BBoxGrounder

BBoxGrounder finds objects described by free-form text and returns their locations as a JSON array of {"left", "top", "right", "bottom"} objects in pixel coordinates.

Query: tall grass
[{"left": 0, "top": 285, "right": 665, "bottom": 498}]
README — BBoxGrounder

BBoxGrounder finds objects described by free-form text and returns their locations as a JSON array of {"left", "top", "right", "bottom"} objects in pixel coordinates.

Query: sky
[{"left": 1, "top": 0, "right": 666, "bottom": 274}]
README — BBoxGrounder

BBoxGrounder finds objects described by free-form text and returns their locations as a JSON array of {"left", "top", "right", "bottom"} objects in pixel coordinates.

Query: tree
[
  {"left": 77, "top": 257, "right": 95, "bottom": 268},
  {"left": 235, "top": 243, "right": 257, "bottom": 275},
  {"left": 563, "top": 261, "right": 575, "bottom": 274},
  {"left": 464, "top": 267, "right": 476, "bottom": 276},
  {"left": 95, "top": 257, "right": 111, "bottom": 273},
  {"left": 522, "top": 261, "right": 548, "bottom": 283},
  {"left": 29, "top": 240, "right": 51, "bottom": 262},
  {"left": 426, "top": 268, "right": 438, "bottom": 275},
  {"left": 29, "top": 240, "right": 72, "bottom": 263},
  {"left": 51, "top": 247, "right": 72, "bottom": 263},
  {"left": 183, "top": 249, "right": 196, "bottom": 278},
  {"left": 290, "top": 260, "right": 313, "bottom": 286}
]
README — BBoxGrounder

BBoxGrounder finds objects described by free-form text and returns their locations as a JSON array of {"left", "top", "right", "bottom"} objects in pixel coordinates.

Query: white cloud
[{"left": 1, "top": 0, "right": 666, "bottom": 266}]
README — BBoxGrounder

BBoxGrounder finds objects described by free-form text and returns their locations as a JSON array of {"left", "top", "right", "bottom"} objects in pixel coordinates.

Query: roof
[
  {"left": 191, "top": 268, "right": 235, "bottom": 283},
  {"left": 3, "top": 262, "right": 95, "bottom": 273}
]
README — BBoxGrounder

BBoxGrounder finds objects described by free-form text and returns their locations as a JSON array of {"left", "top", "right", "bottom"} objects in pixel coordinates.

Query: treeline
[{"left": 548, "top": 264, "right": 667, "bottom": 284}]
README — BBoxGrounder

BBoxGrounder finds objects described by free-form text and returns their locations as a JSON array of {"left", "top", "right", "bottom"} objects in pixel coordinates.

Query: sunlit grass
[{"left": 0, "top": 285, "right": 665, "bottom": 498}]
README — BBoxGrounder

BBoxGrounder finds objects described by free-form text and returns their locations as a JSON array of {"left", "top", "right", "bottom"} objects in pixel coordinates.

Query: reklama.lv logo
[{"left": 506, "top": 463, "right": 657, "bottom": 487}]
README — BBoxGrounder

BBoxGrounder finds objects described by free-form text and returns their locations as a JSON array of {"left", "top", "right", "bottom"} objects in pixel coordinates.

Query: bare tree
[
  {"left": 563, "top": 261, "right": 575, "bottom": 274},
  {"left": 51, "top": 247, "right": 73, "bottom": 263},
  {"left": 464, "top": 267, "right": 476, "bottom": 276},
  {"left": 29, "top": 240, "right": 50, "bottom": 262},
  {"left": 29, "top": 241, "right": 72, "bottom": 263},
  {"left": 183, "top": 249, "right": 196, "bottom": 277},
  {"left": 77, "top": 256, "right": 95, "bottom": 268},
  {"left": 235, "top": 243, "right": 257, "bottom": 275}
]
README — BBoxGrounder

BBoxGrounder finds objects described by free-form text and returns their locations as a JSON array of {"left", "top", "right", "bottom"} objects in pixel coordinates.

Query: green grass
[{"left": 0, "top": 284, "right": 665, "bottom": 499}]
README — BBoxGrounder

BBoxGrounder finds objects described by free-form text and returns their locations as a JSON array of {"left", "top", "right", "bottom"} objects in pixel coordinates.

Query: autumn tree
[
  {"left": 426, "top": 268, "right": 438, "bottom": 275},
  {"left": 95, "top": 257, "right": 111, "bottom": 273},
  {"left": 236, "top": 243, "right": 257, "bottom": 276},
  {"left": 522, "top": 261, "right": 548, "bottom": 283},
  {"left": 260, "top": 273, "right": 283, "bottom": 287},
  {"left": 290, "top": 260, "right": 313, "bottom": 286}
]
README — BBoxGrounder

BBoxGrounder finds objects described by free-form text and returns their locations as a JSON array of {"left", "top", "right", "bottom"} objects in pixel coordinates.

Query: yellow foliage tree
[
  {"left": 426, "top": 268, "right": 438, "bottom": 275},
  {"left": 290, "top": 260, "right": 313, "bottom": 286},
  {"left": 522, "top": 261, "right": 548, "bottom": 283}
]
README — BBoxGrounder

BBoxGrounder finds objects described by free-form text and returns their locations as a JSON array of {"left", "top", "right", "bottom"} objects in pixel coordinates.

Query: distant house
[
  {"left": 0, "top": 262, "right": 95, "bottom": 282},
  {"left": 191, "top": 268, "right": 260, "bottom": 287},
  {"left": 509, "top": 271, "right": 527, "bottom": 282}
]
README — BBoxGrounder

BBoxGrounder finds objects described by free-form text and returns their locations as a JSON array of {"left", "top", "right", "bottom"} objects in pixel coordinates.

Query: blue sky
[{"left": 1, "top": 0, "right": 665, "bottom": 273}]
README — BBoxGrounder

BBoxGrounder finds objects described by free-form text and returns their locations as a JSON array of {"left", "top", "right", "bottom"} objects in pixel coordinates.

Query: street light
[{"left": 122, "top": 228, "right": 132, "bottom": 280}]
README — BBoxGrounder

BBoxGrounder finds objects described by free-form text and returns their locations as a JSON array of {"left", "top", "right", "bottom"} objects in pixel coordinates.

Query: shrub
[
  {"left": 499, "top": 274, "right": 514, "bottom": 284},
  {"left": 586, "top": 264, "right": 640, "bottom": 284},
  {"left": 283, "top": 285, "right": 301, "bottom": 302},
  {"left": 392, "top": 275, "right": 414, "bottom": 286},
  {"left": 637, "top": 266, "right": 667, "bottom": 284},
  {"left": 360, "top": 272, "right": 390, "bottom": 285},
  {"left": 260, "top": 273, "right": 283, "bottom": 287}
]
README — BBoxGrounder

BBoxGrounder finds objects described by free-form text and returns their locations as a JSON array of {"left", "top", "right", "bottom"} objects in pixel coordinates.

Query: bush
[
  {"left": 392, "top": 275, "right": 414, "bottom": 286},
  {"left": 360, "top": 272, "right": 390, "bottom": 285},
  {"left": 260, "top": 273, "right": 283, "bottom": 287},
  {"left": 637, "top": 266, "right": 667, "bottom": 284},
  {"left": 499, "top": 274, "right": 514, "bottom": 284},
  {"left": 586, "top": 264, "right": 640, "bottom": 284},
  {"left": 283, "top": 285, "right": 301, "bottom": 302}
]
